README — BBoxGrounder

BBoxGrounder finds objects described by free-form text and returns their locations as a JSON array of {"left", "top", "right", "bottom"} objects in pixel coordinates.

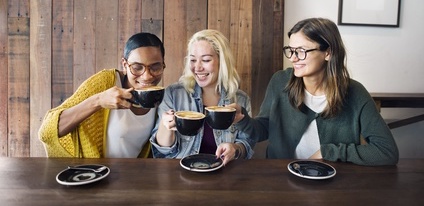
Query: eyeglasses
[
  {"left": 126, "top": 60, "right": 165, "bottom": 77},
  {"left": 283, "top": 46, "right": 319, "bottom": 60}
]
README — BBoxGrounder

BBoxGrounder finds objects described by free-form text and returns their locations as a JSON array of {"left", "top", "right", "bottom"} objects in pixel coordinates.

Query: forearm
[
  {"left": 155, "top": 122, "right": 176, "bottom": 147},
  {"left": 236, "top": 107, "right": 269, "bottom": 143},
  {"left": 58, "top": 93, "right": 102, "bottom": 137}
]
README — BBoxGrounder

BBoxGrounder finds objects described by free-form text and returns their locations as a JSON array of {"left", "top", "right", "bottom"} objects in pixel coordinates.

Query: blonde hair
[{"left": 179, "top": 29, "right": 240, "bottom": 100}]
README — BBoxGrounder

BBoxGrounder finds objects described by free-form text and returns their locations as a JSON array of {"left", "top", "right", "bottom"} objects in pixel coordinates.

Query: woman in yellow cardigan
[{"left": 39, "top": 32, "right": 165, "bottom": 158}]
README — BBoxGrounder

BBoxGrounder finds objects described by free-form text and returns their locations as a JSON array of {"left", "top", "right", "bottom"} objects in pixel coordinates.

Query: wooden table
[
  {"left": 370, "top": 93, "right": 424, "bottom": 129},
  {"left": 0, "top": 158, "right": 423, "bottom": 205}
]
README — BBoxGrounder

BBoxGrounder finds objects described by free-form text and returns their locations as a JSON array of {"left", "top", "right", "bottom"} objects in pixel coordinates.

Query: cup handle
[{"left": 127, "top": 98, "right": 138, "bottom": 105}]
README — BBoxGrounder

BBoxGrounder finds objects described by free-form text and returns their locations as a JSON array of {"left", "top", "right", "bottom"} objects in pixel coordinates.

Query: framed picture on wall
[{"left": 338, "top": 0, "right": 401, "bottom": 27}]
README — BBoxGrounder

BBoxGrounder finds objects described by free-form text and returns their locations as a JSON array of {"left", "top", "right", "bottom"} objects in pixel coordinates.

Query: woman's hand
[
  {"left": 155, "top": 109, "right": 177, "bottom": 147},
  {"left": 97, "top": 86, "right": 133, "bottom": 109},
  {"left": 58, "top": 86, "right": 132, "bottom": 136},
  {"left": 226, "top": 103, "right": 244, "bottom": 124},
  {"left": 161, "top": 109, "right": 177, "bottom": 131},
  {"left": 215, "top": 143, "right": 243, "bottom": 165}
]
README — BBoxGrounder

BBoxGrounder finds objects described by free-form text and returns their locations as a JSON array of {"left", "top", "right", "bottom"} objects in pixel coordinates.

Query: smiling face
[
  {"left": 189, "top": 40, "right": 220, "bottom": 90},
  {"left": 288, "top": 32, "right": 330, "bottom": 80},
  {"left": 122, "top": 46, "right": 164, "bottom": 90}
]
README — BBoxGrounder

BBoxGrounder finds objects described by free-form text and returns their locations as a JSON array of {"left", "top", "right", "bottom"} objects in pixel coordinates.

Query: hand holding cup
[
  {"left": 205, "top": 106, "right": 236, "bottom": 130},
  {"left": 129, "top": 86, "right": 164, "bottom": 108},
  {"left": 174, "top": 111, "right": 205, "bottom": 136}
]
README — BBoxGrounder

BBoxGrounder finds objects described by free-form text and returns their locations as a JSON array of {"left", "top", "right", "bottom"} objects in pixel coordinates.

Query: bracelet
[{"left": 234, "top": 144, "right": 242, "bottom": 160}]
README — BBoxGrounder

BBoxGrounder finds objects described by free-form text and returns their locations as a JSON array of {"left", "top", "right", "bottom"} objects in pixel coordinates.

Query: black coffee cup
[
  {"left": 130, "top": 86, "right": 164, "bottom": 108},
  {"left": 205, "top": 106, "right": 236, "bottom": 130},
  {"left": 174, "top": 111, "right": 205, "bottom": 136}
]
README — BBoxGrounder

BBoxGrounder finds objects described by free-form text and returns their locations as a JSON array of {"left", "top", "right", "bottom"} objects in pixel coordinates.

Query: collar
[{"left": 192, "top": 83, "right": 232, "bottom": 106}]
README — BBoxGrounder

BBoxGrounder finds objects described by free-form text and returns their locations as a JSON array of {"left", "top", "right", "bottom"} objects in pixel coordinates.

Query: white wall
[
  {"left": 283, "top": 0, "right": 424, "bottom": 158},
  {"left": 284, "top": 0, "right": 424, "bottom": 93}
]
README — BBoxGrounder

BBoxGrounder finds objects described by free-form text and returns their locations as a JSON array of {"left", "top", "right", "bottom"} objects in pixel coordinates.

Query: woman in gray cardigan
[{"left": 232, "top": 18, "right": 398, "bottom": 166}]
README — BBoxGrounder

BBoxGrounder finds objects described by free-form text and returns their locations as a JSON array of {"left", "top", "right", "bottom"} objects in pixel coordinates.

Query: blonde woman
[{"left": 150, "top": 29, "right": 254, "bottom": 165}]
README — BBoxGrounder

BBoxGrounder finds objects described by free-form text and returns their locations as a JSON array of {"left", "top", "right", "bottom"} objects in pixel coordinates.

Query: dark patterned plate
[
  {"left": 180, "top": 154, "right": 224, "bottom": 172},
  {"left": 288, "top": 160, "right": 336, "bottom": 180},
  {"left": 56, "top": 164, "right": 110, "bottom": 186}
]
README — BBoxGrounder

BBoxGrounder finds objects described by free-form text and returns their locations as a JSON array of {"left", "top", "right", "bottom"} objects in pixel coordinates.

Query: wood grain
[
  {"left": 0, "top": 0, "right": 8, "bottom": 157},
  {"left": 8, "top": 17, "right": 30, "bottom": 157},
  {"left": 73, "top": 0, "right": 96, "bottom": 89},
  {"left": 141, "top": 0, "right": 163, "bottom": 39},
  {"left": 273, "top": 0, "right": 284, "bottom": 71},
  {"left": 0, "top": 0, "right": 286, "bottom": 157},
  {"left": 163, "top": 0, "right": 187, "bottom": 86},
  {"left": 230, "top": 0, "right": 252, "bottom": 100},
  {"left": 119, "top": 0, "right": 143, "bottom": 70},
  {"left": 95, "top": 0, "right": 118, "bottom": 72},
  {"left": 251, "top": 0, "right": 275, "bottom": 116},
  {"left": 142, "top": 0, "right": 163, "bottom": 20},
  {"left": 29, "top": 0, "right": 52, "bottom": 157},
  {"left": 185, "top": 0, "right": 207, "bottom": 37},
  {"left": 7, "top": 0, "right": 29, "bottom": 18},
  {"left": 1, "top": 158, "right": 422, "bottom": 205},
  {"left": 52, "top": 0, "right": 74, "bottom": 107},
  {"left": 208, "top": 0, "right": 231, "bottom": 38}
]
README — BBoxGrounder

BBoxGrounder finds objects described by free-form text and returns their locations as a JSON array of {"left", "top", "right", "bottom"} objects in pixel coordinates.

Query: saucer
[
  {"left": 287, "top": 160, "right": 336, "bottom": 180},
  {"left": 56, "top": 164, "right": 110, "bottom": 186},
  {"left": 180, "top": 153, "right": 224, "bottom": 172}
]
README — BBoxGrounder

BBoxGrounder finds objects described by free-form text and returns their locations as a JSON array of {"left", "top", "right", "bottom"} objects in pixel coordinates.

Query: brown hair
[{"left": 286, "top": 17, "right": 350, "bottom": 118}]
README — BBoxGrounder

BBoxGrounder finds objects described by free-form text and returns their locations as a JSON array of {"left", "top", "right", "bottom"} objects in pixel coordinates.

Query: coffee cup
[
  {"left": 174, "top": 111, "right": 205, "bottom": 136},
  {"left": 205, "top": 106, "right": 236, "bottom": 130},
  {"left": 130, "top": 86, "right": 164, "bottom": 108}
]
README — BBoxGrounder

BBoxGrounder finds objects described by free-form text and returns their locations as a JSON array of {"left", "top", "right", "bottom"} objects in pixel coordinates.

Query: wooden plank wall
[
  {"left": 7, "top": 0, "right": 31, "bottom": 157},
  {"left": 0, "top": 0, "right": 284, "bottom": 157},
  {"left": 30, "top": 0, "right": 52, "bottom": 157},
  {"left": 0, "top": 0, "right": 8, "bottom": 156}
]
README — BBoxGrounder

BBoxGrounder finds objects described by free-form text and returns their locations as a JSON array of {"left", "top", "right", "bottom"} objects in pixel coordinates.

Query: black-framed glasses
[
  {"left": 283, "top": 46, "right": 319, "bottom": 60},
  {"left": 126, "top": 60, "right": 165, "bottom": 77}
]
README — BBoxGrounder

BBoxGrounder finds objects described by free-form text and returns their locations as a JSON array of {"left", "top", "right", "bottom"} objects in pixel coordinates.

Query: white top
[
  {"left": 294, "top": 90, "right": 327, "bottom": 159},
  {"left": 105, "top": 73, "right": 156, "bottom": 158}
]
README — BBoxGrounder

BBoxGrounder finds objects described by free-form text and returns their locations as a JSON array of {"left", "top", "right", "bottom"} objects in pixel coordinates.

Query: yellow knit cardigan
[{"left": 38, "top": 69, "right": 151, "bottom": 158}]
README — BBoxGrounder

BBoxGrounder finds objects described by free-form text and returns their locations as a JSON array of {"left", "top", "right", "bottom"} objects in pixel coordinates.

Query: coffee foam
[
  {"left": 138, "top": 86, "right": 164, "bottom": 91},
  {"left": 175, "top": 111, "right": 205, "bottom": 119},
  {"left": 205, "top": 106, "right": 236, "bottom": 112}
]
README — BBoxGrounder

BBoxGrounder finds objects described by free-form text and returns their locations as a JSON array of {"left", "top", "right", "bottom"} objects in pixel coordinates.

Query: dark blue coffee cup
[{"left": 130, "top": 86, "right": 164, "bottom": 108}]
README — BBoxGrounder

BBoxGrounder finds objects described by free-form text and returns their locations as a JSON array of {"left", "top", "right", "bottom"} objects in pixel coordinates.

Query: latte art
[
  {"left": 138, "top": 86, "right": 164, "bottom": 91},
  {"left": 204, "top": 106, "right": 236, "bottom": 130},
  {"left": 174, "top": 111, "right": 205, "bottom": 136},
  {"left": 175, "top": 111, "right": 205, "bottom": 120},
  {"left": 130, "top": 86, "right": 165, "bottom": 108},
  {"left": 205, "top": 106, "right": 236, "bottom": 112}
]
